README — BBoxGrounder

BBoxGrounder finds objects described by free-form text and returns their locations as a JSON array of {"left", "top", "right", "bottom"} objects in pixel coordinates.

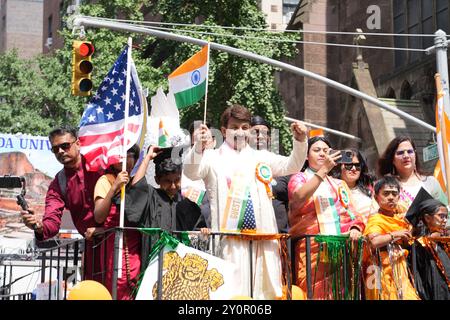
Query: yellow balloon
[
  {"left": 67, "top": 280, "right": 112, "bottom": 300},
  {"left": 291, "top": 285, "right": 305, "bottom": 300},
  {"left": 230, "top": 295, "right": 253, "bottom": 300}
]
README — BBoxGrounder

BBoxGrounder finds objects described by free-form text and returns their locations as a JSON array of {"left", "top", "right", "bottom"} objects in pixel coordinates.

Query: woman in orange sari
[
  {"left": 363, "top": 175, "right": 419, "bottom": 300},
  {"left": 288, "top": 136, "right": 365, "bottom": 299}
]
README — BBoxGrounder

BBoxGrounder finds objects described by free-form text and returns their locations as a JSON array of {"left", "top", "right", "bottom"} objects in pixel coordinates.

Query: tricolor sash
[
  {"left": 221, "top": 172, "right": 253, "bottom": 231},
  {"left": 306, "top": 168, "right": 341, "bottom": 235},
  {"left": 182, "top": 186, "right": 206, "bottom": 206},
  {"left": 314, "top": 195, "right": 341, "bottom": 235}
]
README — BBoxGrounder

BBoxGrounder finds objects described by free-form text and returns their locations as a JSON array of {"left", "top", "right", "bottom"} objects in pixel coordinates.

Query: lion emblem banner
[{"left": 135, "top": 243, "right": 239, "bottom": 300}]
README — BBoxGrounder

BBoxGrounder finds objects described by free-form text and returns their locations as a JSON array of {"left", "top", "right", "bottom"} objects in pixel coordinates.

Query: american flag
[
  {"left": 240, "top": 193, "right": 256, "bottom": 231},
  {"left": 79, "top": 46, "right": 146, "bottom": 171}
]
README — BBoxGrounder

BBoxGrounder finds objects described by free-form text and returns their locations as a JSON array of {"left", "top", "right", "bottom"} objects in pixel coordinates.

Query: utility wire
[
  {"left": 132, "top": 23, "right": 427, "bottom": 52},
  {"left": 93, "top": 16, "right": 442, "bottom": 37}
]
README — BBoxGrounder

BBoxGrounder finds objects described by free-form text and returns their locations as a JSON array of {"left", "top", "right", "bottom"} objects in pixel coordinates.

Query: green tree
[
  {"left": 0, "top": 0, "right": 299, "bottom": 151},
  {"left": 144, "top": 0, "right": 299, "bottom": 152}
]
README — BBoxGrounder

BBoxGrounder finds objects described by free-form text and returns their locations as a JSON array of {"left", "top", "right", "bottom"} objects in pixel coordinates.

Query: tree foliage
[{"left": 0, "top": 0, "right": 299, "bottom": 151}]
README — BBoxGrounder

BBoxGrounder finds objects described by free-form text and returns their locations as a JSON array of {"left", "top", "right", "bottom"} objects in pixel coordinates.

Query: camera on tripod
[{"left": 0, "top": 175, "right": 28, "bottom": 210}]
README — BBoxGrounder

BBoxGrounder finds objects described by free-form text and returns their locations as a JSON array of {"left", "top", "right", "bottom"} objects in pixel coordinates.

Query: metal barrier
[
  {"left": 1, "top": 230, "right": 372, "bottom": 300},
  {"left": 103, "top": 227, "right": 292, "bottom": 300},
  {"left": 0, "top": 238, "right": 84, "bottom": 300}
]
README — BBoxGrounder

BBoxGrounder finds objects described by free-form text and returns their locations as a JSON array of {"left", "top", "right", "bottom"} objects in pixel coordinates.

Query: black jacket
[{"left": 123, "top": 177, "right": 206, "bottom": 270}]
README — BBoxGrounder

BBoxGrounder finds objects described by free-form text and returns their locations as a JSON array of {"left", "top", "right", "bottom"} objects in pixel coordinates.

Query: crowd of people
[{"left": 20, "top": 103, "right": 450, "bottom": 300}]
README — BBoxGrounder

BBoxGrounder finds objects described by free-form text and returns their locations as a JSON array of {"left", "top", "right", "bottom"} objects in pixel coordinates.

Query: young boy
[
  {"left": 183, "top": 104, "right": 308, "bottom": 299},
  {"left": 124, "top": 146, "right": 206, "bottom": 270}
]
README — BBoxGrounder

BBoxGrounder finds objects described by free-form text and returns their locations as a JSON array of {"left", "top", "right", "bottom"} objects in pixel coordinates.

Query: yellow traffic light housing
[{"left": 71, "top": 40, "right": 94, "bottom": 96}]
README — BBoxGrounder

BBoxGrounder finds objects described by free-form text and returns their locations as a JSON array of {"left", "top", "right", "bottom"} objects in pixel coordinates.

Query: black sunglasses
[
  {"left": 51, "top": 141, "right": 76, "bottom": 154},
  {"left": 343, "top": 163, "right": 361, "bottom": 171}
]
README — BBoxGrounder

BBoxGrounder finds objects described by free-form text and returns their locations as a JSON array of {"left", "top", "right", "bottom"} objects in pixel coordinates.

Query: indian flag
[
  {"left": 158, "top": 118, "right": 170, "bottom": 147},
  {"left": 168, "top": 45, "right": 209, "bottom": 109}
]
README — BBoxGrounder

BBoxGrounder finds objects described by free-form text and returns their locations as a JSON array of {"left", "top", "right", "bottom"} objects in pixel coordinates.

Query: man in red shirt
[{"left": 21, "top": 126, "right": 103, "bottom": 280}]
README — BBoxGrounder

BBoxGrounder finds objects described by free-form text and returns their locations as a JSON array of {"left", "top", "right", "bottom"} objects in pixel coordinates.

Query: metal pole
[
  {"left": 290, "top": 237, "right": 298, "bottom": 297},
  {"left": 285, "top": 237, "right": 292, "bottom": 300},
  {"left": 72, "top": 16, "right": 436, "bottom": 133},
  {"left": 64, "top": 243, "right": 69, "bottom": 300},
  {"left": 249, "top": 240, "right": 253, "bottom": 298},
  {"left": 49, "top": 250, "right": 53, "bottom": 300},
  {"left": 157, "top": 248, "right": 164, "bottom": 300},
  {"left": 411, "top": 243, "right": 417, "bottom": 289},
  {"left": 284, "top": 116, "right": 362, "bottom": 141},
  {"left": 112, "top": 229, "right": 121, "bottom": 300},
  {"left": 305, "top": 236, "right": 312, "bottom": 299},
  {"left": 41, "top": 251, "right": 46, "bottom": 284},
  {"left": 57, "top": 247, "right": 61, "bottom": 300}
]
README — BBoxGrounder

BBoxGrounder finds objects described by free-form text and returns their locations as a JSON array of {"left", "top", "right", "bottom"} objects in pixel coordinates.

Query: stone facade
[
  {"left": 42, "top": 0, "right": 65, "bottom": 54},
  {"left": 258, "top": 0, "right": 284, "bottom": 30},
  {"left": 0, "top": 0, "right": 43, "bottom": 58},
  {"left": 279, "top": 0, "right": 446, "bottom": 173}
]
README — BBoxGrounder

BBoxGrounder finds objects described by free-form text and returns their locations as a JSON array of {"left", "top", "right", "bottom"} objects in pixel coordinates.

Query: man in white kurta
[{"left": 183, "top": 105, "right": 307, "bottom": 299}]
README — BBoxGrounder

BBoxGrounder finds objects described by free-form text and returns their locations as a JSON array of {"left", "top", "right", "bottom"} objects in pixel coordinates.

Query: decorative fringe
[
  {"left": 314, "top": 234, "right": 364, "bottom": 300},
  {"left": 423, "top": 236, "right": 450, "bottom": 290}
]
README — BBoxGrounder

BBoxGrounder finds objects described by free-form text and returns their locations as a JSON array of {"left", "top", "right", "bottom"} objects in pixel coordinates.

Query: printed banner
[{"left": 136, "top": 242, "right": 239, "bottom": 300}]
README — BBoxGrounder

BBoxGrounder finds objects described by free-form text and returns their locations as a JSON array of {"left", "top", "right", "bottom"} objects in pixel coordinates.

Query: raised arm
[
  {"left": 289, "top": 151, "right": 340, "bottom": 212},
  {"left": 132, "top": 145, "right": 162, "bottom": 185},
  {"left": 183, "top": 124, "right": 211, "bottom": 181}
]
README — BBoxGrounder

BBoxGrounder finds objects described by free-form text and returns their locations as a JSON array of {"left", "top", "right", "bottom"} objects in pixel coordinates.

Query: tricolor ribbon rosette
[
  {"left": 255, "top": 163, "right": 273, "bottom": 199},
  {"left": 338, "top": 186, "right": 355, "bottom": 220}
]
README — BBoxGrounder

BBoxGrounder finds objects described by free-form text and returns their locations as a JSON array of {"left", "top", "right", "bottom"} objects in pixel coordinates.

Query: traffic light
[{"left": 71, "top": 40, "right": 94, "bottom": 96}]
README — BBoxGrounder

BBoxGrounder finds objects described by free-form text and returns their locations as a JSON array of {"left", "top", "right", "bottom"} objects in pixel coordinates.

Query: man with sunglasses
[{"left": 20, "top": 126, "right": 103, "bottom": 280}]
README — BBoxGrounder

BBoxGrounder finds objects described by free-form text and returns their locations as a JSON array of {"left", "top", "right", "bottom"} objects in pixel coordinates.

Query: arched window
[
  {"left": 385, "top": 87, "right": 396, "bottom": 99},
  {"left": 400, "top": 81, "right": 412, "bottom": 99}
]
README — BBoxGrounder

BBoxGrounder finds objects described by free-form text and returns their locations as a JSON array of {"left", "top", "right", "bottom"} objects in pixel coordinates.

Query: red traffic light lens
[{"left": 79, "top": 43, "right": 94, "bottom": 57}]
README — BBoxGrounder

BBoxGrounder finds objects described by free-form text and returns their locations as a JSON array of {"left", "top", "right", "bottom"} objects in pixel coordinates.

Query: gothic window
[{"left": 393, "top": 0, "right": 449, "bottom": 67}]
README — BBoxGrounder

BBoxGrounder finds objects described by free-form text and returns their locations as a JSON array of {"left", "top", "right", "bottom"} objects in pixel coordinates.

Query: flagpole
[
  {"left": 117, "top": 37, "right": 133, "bottom": 279},
  {"left": 203, "top": 43, "right": 210, "bottom": 124}
]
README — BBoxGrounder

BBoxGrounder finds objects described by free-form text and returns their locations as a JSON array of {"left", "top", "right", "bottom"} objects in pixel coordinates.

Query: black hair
[
  {"left": 377, "top": 136, "right": 424, "bottom": 177},
  {"left": 374, "top": 175, "right": 400, "bottom": 195},
  {"left": 332, "top": 148, "right": 376, "bottom": 197},
  {"left": 302, "top": 136, "right": 332, "bottom": 171},
  {"left": 49, "top": 126, "right": 78, "bottom": 142},
  {"left": 105, "top": 144, "right": 141, "bottom": 175},
  {"left": 412, "top": 199, "right": 447, "bottom": 237},
  {"left": 250, "top": 115, "right": 271, "bottom": 132},
  {"left": 127, "top": 144, "right": 140, "bottom": 161},
  {"left": 155, "top": 158, "right": 182, "bottom": 177}
]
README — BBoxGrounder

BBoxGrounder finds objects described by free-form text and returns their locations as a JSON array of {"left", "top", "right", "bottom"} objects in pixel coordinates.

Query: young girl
[{"left": 93, "top": 144, "right": 141, "bottom": 300}]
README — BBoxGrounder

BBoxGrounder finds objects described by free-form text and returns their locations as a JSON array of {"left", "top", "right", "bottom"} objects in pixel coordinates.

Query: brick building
[
  {"left": 0, "top": 0, "right": 43, "bottom": 58},
  {"left": 42, "top": 0, "right": 66, "bottom": 54},
  {"left": 279, "top": 0, "right": 450, "bottom": 172}
]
